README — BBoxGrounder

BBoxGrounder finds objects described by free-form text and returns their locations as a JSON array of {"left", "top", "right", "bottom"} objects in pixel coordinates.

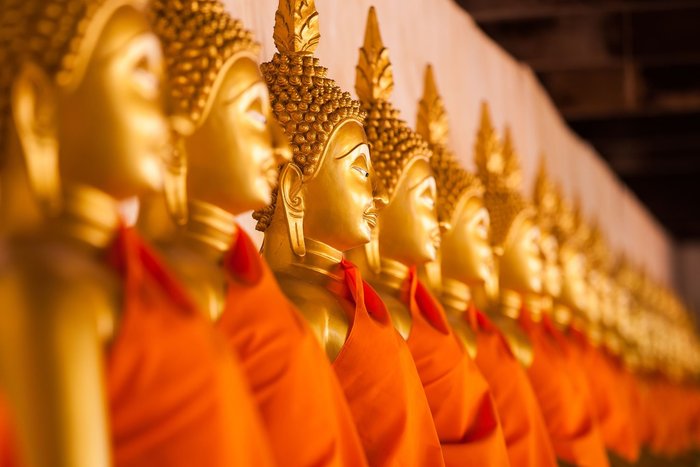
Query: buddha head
[
  {"left": 150, "top": 0, "right": 291, "bottom": 222},
  {"left": 475, "top": 104, "right": 542, "bottom": 298},
  {"left": 354, "top": 7, "right": 439, "bottom": 268},
  {"left": 254, "top": 0, "right": 381, "bottom": 257},
  {"left": 0, "top": 0, "right": 170, "bottom": 216},
  {"left": 533, "top": 160, "right": 563, "bottom": 300},
  {"left": 417, "top": 65, "right": 494, "bottom": 291},
  {"left": 582, "top": 224, "right": 611, "bottom": 327}
]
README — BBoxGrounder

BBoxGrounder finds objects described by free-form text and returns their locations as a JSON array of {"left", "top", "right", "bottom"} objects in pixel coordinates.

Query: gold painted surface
[
  {"left": 0, "top": 1, "right": 169, "bottom": 465},
  {"left": 255, "top": 0, "right": 383, "bottom": 361}
]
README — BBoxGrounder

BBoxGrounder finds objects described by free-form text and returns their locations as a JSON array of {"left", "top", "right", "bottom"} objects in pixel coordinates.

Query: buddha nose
[
  {"left": 372, "top": 174, "right": 389, "bottom": 210},
  {"left": 270, "top": 118, "right": 292, "bottom": 164}
]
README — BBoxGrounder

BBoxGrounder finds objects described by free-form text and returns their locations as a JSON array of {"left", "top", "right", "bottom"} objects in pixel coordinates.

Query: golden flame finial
[
  {"left": 273, "top": 0, "right": 320, "bottom": 55},
  {"left": 417, "top": 64, "right": 449, "bottom": 147},
  {"left": 355, "top": 6, "right": 394, "bottom": 104},
  {"left": 501, "top": 126, "right": 523, "bottom": 190},
  {"left": 533, "top": 156, "right": 558, "bottom": 231},
  {"left": 417, "top": 64, "right": 483, "bottom": 225},
  {"left": 474, "top": 102, "right": 504, "bottom": 187}
]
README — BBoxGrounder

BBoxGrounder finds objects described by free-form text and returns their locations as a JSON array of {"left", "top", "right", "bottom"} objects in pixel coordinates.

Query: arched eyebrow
[
  {"left": 410, "top": 175, "right": 436, "bottom": 191},
  {"left": 335, "top": 142, "right": 371, "bottom": 160},
  {"left": 223, "top": 80, "right": 265, "bottom": 105}
]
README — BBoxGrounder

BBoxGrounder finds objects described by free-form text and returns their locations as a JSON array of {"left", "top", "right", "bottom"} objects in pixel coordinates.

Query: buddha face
[
  {"left": 184, "top": 57, "right": 290, "bottom": 214},
  {"left": 541, "top": 232, "right": 562, "bottom": 298},
  {"left": 499, "top": 214, "right": 543, "bottom": 296},
  {"left": 559, "top": 247, "right": 588, "bottom": 312},
  {"left": 300, "top": 120, "right": 380, "bottom": 252},
  {"left": 441, "top": 195, "right": 495, "bottom": 289},
  {"left": 378, "top": 159, "right": 440, "bottom": 267},
  {"left": 54, "top": 6, "right": 169, "bottom": 199}
]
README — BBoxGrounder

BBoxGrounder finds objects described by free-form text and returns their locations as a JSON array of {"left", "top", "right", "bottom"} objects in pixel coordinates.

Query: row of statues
[{"left": 0, "top": 0, "right": 698, "bottom": 466}]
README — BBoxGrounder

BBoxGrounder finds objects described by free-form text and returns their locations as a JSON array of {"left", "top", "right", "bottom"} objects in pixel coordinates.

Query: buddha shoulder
[
  {"left": 447, "top": 313, "right": 478, "bottom": 359},
  {"left": 0, "top": 234, "right": 121, "bottom": 342},
  {"left": 273, "top": 273, "right": 351, "bottom": 361},
  {"left": 490, "top": 313, "right": 534, "bottom": 367},
  {"left": 371, "top": 286, "right": 412, "bottom": 340}
]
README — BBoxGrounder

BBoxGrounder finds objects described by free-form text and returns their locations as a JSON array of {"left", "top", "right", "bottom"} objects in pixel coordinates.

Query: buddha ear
[
  {"left": 12, "top": 61, "right": 61, "bottom": 216},
  {"left": 163, "top": 115, "right": 194, "bottom": 226},
  {"left": 279, "top": 163, "right": 306, "bottom": 257}
]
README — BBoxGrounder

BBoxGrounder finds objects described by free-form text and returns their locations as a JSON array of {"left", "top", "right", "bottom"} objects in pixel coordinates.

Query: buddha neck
[
  {"left": 177, "top": 200, "right": 238, "bottom": 264},
  {"left": 49, "top": 184, "right": 120, "bottom": 252},
  {"left": 286, "top": 237, "right": 345, "bottom": 285},
  {"left": 374, "top": 257, "right": 410, "bottom": 294},
  {"left": 499, "top": 288, "right": 523, "bottom": 320},
  {"left": 441, "top": 277, "right": 471, "bottom": 316}
]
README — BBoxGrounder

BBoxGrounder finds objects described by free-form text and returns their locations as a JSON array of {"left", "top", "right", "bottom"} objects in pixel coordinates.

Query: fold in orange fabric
[
  {"left": 0, "top": 396, "right": 17, "bottom": 467},
  {"left": 567, "top": 327, "right": 640, "bottom": 462},
  {"left": 106, "top": 227, "right": 273, "bottom": 467},
  {"left": 464, "top": 305, "right": 557, "bottom": 467},
  {"left": 331, "top": 260, "right": 445, "bottom": 467},
  {"left": 518, "top": 311, "right": 609, "bottom": 467},
  {"left": 218, "top": 228, "right": 367, "bottom": 467},
  {"left": 402, "top": 269, "right": 510, "bottom": 467}
]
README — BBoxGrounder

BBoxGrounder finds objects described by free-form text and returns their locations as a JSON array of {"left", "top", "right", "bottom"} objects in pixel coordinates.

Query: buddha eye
[
  {"left": 132, "top": 56, "right": 160, "bottom": 100},
  {"left": 246, "top": 98, "right": 267, "bottom": 126},
  {"left": 353, "top": 166, "right": 370, "bottom": 178}
]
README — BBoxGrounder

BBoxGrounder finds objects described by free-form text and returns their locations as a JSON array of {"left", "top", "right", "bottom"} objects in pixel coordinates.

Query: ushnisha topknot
[
  {"left": 0, "top": 0, "right": 146, "bottom": 153},
  {"left": 417, "top": 64, "right": 483, "bottom": 226},
  {"left": 474, "top": 103, "right": 531, "bottom": 249},
  {"left": 150, "top": 0, "right": 259, "bottom": 126},
  {"left": 253, "top": 0, "right": 365, "bottom": 232},
  {"left": 355, "top": 6, "right": 431, "bottom": 201}
]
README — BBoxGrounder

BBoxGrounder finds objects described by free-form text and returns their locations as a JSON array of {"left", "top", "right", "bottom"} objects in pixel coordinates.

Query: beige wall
[{"left": 227, "top": 0, "right": 676, "bottom": 287}]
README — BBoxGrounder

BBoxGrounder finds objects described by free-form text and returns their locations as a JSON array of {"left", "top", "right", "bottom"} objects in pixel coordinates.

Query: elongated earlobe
[
  {"left": 279, "top": 163, "right": 306, "bottom": 256},
  {"left": 12, "top": 62, "right": 61, "bottom": 216}
]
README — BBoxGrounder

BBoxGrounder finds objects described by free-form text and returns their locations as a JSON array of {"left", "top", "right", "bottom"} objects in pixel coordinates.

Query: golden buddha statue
[
  {"left": 580, "top": 223, "right": 610, "bottom": 347},
  {"left": 414, "top": 64, "right": 495, "bottom": 358},
  {"left": 529, "top": 159, "right": 563, "bottom": 323},
  {"left": 144, "top": 0, "right": 289, "bottom": 320},
  {"left": 0, "top": 0, "right": 167, "bottom": 464},
  {"left": 345, "top": 7, "right": 439, "bottom": 340},
  {"left": 252, "top": 0, "right": 381, "bottom": 361},
  {"left": 475, "top": 104, "right": 541, "bottom": 367},
  {"left": 0, "top": 1, "right": 274, "bottom": 466}
]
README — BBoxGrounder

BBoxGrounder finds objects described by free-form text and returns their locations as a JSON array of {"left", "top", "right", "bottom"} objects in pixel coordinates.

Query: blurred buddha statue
[
  {"left": 346, "top": 15, "right": 511, "bottom": 463},
  {"left": 475, "top": 105, "right": 541, "bottom": 368},
  {"left": 528, "top": 159, "right": 563, "bottom": 323},
  {"left": 419, "top": 65, "right": 557, "bottom": 467},
  {"left": 0, "top": 0, "right": 275, "bottom": 466},
  {"left": 550, "top": 192, "right": 589, "bottom": 330},
  {"left": 144, "top": 1, "right": 368, "bottom": 465},
  {"left": 253, "top": 3, "right": 443, "bottom": 465},
  {"left": 476, "top": 119, "right": 609, "bottom": 466},
  {"left": 581, "top": 223, "right": 610, "bottom": 347}
]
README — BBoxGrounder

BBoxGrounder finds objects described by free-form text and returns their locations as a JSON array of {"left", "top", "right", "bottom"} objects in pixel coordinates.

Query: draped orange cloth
[
  {"left": 518, "top": 311, "right": 609, "bottom": 467},
  {"left": 402, "top": 269, "right": 510, "bottom": 467},
  {"left": 217, "top": 228, "right": 367, "bottom": 467},
  {"left": 106, "top": 227, "right": 273, "bottom": 467},
  {"left": 0, "top": 396, "right": 17, "bottom": 467},
  {"left": 463, "top": 305, "right": 557, "bottom": 467},
  {"left": 331, "top": 260, "right": 445, "bottom": 467},
  {"left": 566, "top": 327, "right": 640, "bottom": 462}
]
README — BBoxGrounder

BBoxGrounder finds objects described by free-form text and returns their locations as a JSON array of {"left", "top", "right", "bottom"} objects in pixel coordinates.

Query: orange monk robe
[
  {"left": 0, "top": 396, "right": 17, "bottom": 467},
  {"left": 518, "top": 311, "right": 610, "bottom": 467},
  {"left": 402, "top": 269, "right": 510, "bottom": 467},
  {"left": 463, "top": 305, "right": 557, "bottom": 467},
  {"left": 106, "top": 227, "right": 273, "bottom": 467},
  {"left": 218, "top": 228, "right": 367, "bottom": 467},
  {"left": 566, "top": 327, "right": 640, "bottom": 463},
  {"left": 332, "top": 260, "right": 445, "bottom": 467}
]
